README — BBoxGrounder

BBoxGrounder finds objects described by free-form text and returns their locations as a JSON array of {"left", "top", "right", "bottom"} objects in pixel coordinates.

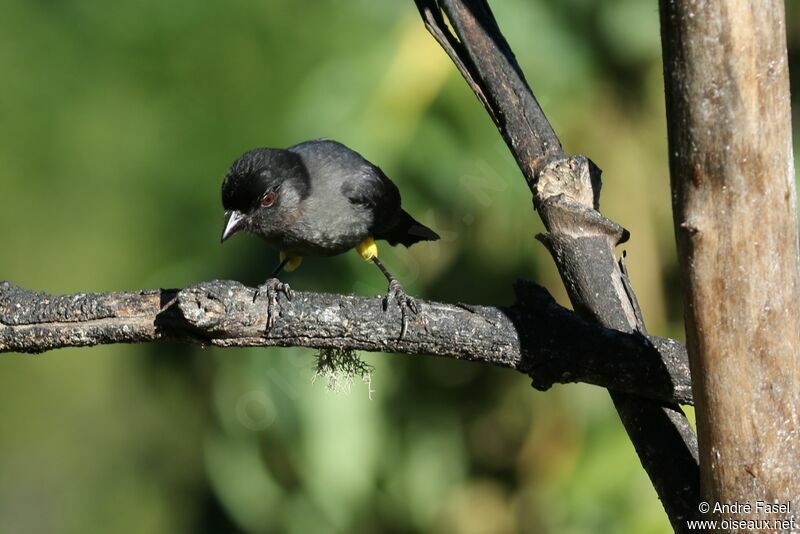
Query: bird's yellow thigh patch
[
  {"left": 279, "top": 251, "right": 303, "bottom": 272},
  {"left": 356, "top": 237, "right": 378, "bottom": 262}
]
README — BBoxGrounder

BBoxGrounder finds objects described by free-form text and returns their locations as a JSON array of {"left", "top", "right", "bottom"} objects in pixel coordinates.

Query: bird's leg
[
  {"left": 254, "top": 257, "right": 294, "bottom": 330},
  {"left": 371, "top": 257, "right": 418, "bottom": 339}
]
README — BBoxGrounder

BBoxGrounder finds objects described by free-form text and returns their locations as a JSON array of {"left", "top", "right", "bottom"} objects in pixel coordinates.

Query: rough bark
[
  {"left": 416, "top": 0, "right": 701, "bottom": 529},
  {"left": 0, "top": 280, "right": 694, "bottom": 405},
  {"left": 660, "top": 0, "right": 800, "bottom": 525}
]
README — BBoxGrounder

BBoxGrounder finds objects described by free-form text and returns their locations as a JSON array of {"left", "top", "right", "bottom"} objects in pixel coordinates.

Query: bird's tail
[{"left": 381, "top": 210, "right": 440, "bottom": 247}]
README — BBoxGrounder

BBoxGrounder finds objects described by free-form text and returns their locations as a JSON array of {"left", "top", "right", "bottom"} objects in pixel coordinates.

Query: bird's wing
[
  {"left": 289, "top": 139, "right": 404, "bottom": 234},
  {"left": 341, "top": 164, "right": 403, "bottom": 234}
]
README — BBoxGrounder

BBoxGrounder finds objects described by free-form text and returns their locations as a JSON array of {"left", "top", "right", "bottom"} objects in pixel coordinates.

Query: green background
[{"left": 1, "top": 1, "right": 798, "bottom": 533}]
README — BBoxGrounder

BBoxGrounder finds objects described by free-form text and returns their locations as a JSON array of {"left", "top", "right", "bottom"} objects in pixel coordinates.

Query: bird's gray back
[{"left": 282, "top": 140, "right": 397, "bottom": 255}]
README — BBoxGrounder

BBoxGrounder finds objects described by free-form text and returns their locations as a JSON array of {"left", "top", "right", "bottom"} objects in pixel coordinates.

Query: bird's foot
[
  {"left": 254, "top": 278, "right": 293, "bottom": 330},
  {"left": 383, "top": 279, "right": 418, "bottom": 340}
]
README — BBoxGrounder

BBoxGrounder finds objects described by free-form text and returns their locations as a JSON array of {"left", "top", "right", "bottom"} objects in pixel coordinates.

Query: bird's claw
[
  {"left": 254, "top": 278, "right": 292, "bottom": 330},
  {"left": 383, "top": 279, "right": 417, "bottom": 339}
]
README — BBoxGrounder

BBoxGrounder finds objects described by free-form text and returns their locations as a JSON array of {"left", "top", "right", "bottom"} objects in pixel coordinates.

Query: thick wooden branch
[
  {"left": 0, "top": 280, "right": 693, "bottom": 405},
  {"left": 415, "top": 0, "right": 700, "bottom": 529},
  {"left": 660, "top": 0, "right": 800, "bottom": 519}
]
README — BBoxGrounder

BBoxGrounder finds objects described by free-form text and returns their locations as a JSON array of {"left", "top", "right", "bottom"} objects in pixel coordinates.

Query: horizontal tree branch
[{"left": 0, "top": 279, "right": 692, "bottom": 405}]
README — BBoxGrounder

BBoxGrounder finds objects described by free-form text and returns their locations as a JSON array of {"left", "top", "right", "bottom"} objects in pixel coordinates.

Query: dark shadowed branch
[
  {"left": 0, "top": 280, "right": 692, "bottom": 405},
  {"left": 414, "top": 0, "right": 700, "bottom": 529},
  {"left": 415, "top": 0, "right": 563, "bottom": 184}
]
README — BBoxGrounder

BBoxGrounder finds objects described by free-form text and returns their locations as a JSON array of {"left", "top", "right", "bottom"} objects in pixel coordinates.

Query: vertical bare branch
[{"left": 660, "top": 0, "right": 800, "bottom": 522}]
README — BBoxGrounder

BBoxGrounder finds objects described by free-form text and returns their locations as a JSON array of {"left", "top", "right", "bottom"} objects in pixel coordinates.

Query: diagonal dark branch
[
  {"left": 415, "top": 0, "right": 699, "bottom": 529},
  {"left": 415, "top": 1, "right": 494, "bottom": 119},
  {"left": 0, "top": 279, "right": 693, "bottom": 405},
  {"left": 416, "top": 0, "right": 563, "bottom": 181},
  {"left": 534, "top": 161, "right": 700, "bottom": 531}
]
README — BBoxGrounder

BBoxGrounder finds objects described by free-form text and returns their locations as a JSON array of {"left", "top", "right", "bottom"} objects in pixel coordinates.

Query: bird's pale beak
[{"left": 221, "top": 210, "right": 245, "bottom": 243}]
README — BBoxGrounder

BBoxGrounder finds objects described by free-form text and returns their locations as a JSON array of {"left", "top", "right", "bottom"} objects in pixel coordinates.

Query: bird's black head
[{"left": 220, "top": 148, "right": 310, "bottom": 243}]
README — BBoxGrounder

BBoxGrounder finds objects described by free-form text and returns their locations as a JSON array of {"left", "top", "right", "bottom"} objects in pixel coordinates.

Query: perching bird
[{"left": 220, "top": 139, "right": 439, "bottom": 337}]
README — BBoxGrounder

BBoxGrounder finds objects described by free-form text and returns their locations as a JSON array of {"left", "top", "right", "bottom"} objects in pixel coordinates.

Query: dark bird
[{"left": 220, "top": 139, "right": 439, "bottom": 337}]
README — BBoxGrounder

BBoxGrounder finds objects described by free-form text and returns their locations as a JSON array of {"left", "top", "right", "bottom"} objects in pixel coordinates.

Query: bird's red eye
[{"left": 261, "top": 191, "right": 276, "bottom": 207}]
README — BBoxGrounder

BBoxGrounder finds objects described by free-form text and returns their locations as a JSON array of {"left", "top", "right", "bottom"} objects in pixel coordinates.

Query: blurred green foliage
[{"left": 1, "top": 1, "right": 798, "bottom": 533}]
